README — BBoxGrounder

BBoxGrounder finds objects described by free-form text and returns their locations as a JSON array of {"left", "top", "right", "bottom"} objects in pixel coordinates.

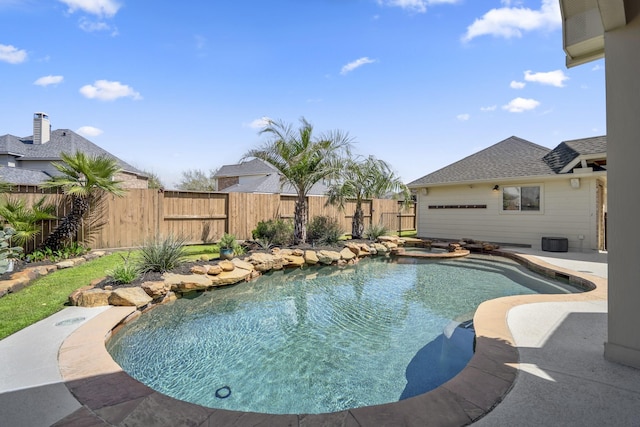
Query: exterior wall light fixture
[{"left": 492, "top": 185, "right": 500, "bottom": 192}]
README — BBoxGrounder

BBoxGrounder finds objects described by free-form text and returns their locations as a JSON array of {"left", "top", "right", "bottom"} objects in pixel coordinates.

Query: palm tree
[
  {"left": 39, "top": 152, "right": 126, "bottom": 250},
  {"left": 244, "top": 118, "right": 353, "bottom": 244},
  {"left": 0, "top": 196, "right": 56, "bottom": 248},
  {"left": 326, "top": 155, "right": 411, "bottom": 239}
]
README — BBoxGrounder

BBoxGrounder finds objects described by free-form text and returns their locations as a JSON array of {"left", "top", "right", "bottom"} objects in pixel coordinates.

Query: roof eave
[{"left": 561, "top": 0, "right": 626, "bottom": 68}]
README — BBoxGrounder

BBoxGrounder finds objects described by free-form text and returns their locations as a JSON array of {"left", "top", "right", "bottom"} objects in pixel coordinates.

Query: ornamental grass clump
[
  {"left": 139, "top": 234, "right": 186, "bottom": 273},
  {"left": 365, "top": 224, "right": 389, "bottom": 241},
  {"left": 106, "top": 252, "right": 141, "bottom": 284}
]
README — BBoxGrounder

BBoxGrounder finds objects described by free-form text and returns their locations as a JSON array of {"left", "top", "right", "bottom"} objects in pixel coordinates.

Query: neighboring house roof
[
  {"left": 408, "top": 135, "right": 607, "bottom": 187},
  {"left": 215, "top": 158, "right": 277, "bottom": 177},
  {"left": 0, "top": 129, "right": 144, "bottom": 176},
  {"left": 0, "top": 167, "right": 51, "bottom": 185},
  {"left": 217, "top": 172, "right": 331, "bottom": 196}
]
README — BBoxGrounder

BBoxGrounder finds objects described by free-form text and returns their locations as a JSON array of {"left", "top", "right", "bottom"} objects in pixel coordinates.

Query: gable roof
[
  {"left": 542, "top": 135, "right": 607, "bottom": 173},
  {"left": 215, "top": 158, "right": 277, "bottom": 178},
  {"left": 408, "top": 135, "right": 607, "bottom": 188},
  {"left": 0, "top": 129, "right": 144, "bottom": 176},
  {"left": 408, "top": 136, "right": 554, "bottom": 187},
  {"left": 217, "top": 172, "right": 330, "bottom": 196}
]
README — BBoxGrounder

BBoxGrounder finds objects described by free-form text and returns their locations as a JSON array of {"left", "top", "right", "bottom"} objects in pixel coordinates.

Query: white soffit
[{"left": 560, "top": 0, "right": 626, "bottom": 68}]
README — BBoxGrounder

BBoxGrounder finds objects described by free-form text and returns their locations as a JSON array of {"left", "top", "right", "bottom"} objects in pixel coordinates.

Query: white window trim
[{"left": 500, "top": 183, "right": 544, "bottom": 215}]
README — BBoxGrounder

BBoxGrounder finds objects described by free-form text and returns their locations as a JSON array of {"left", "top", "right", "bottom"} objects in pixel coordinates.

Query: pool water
[{"left": 107, "top": 255, "right": 578, "bottom": 414}]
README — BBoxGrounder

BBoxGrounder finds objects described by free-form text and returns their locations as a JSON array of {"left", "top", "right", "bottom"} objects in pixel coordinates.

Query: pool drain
[{"left": 215, "top": 386, "right": 231, "bottom": 399}]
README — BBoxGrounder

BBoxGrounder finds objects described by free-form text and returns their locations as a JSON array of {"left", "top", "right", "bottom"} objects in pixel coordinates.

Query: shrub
[
  {"left": 0, "top": 227, "right": 23, "bottom": 274},
  {"left": 139, "top": 234, "right": 186, "bottom": 273},
  {"left": 252, "top": 219, "right": 294, "bottom": 246},
  {"left": 365, "top": 224, "right": 389, "bottom": 241},
  {"left": 107, "top": 252, "right": 140, "bottom": 284},
  {"left": 307, "top": 216, "right": 343, "bottom": 245}
]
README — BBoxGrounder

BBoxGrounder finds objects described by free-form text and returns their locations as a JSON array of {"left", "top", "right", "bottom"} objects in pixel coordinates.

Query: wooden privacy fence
[{"left": 3, "top": 187, "right": 416, "bottom": 250}]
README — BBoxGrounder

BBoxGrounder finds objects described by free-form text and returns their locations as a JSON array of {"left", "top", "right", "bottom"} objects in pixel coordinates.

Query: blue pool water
[{"left": 107, "top": 255, "right": 578, "bottom": 414}]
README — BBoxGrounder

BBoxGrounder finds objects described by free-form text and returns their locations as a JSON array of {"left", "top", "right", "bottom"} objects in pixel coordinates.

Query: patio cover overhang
[{"left": 560, "top": 0, "right": 626, "bottom": 67}]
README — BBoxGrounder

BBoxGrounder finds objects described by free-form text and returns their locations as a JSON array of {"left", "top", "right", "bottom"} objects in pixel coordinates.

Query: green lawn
[{"left": 0, "top": 245, "right": 223, "bottom": 340}]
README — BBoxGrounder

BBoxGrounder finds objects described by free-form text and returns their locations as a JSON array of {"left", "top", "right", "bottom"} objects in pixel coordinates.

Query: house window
[{"left": 503, "top": 186, "right": 540, "bottom": 211}]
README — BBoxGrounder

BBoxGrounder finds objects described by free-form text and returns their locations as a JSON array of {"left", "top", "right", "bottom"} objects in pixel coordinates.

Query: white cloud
[
  {"left": 377, "top": 0, "right": 459, "bottom": 13},
  {"left": 462, "top": 0, "right": 560, "bottom": 42},
  {"left": 34, "top": 75, "right": 64, "bottom": 86},
  {"left": 76, "top": 126, "right": 103, "bottom": 137},
  {"left": 502, "top": 97, "right": 540, "bottom": 113},
  {"left": 58, "top": 0, "right": 120, "bottom": 18},
  {"left": 524, "top": 69, "right": 568, "bottom": 87},
  {"left": 79, "top": 17, "right": 117, "bottom": 34},
  {"left": 510, "top": 80, "right": 526, "bottom": 89},
  {"left": 480, "top": 105, "right": 497, "bottom": 112},
  {"left": 592, "top": 64, "right": 603, "bottom": 71},
  {"left": 79, "top": 80, "right": 142, "bottom": 101},
  {"left": 457, "top": 113, "right": 470, "bottom": 121},
  {"left": 0, "top": 44, "right": 27, "bottom": 64},
  {"left": 340, "top": 57, "right": 376, "bottom": 75},
  {"left": 245, "top": 117, "right": 272, "bottom": 129}
]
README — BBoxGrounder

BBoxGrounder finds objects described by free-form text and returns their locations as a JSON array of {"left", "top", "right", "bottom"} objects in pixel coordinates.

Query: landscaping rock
[
  {"left": 206, "top": 264, "right": 223, "bottom": 275},
  {"left": 163, "top": 273, "right": 213, "bottom": 292},
  {"left": 231, "top": 259, "right": 254, "bottom": 272},
  {"left": 304, "top": 250, "right": 319, "bottom": 265},
  {"left": 283, "top": 255, "right": 305, "bottom": 268},
  {"left": 249, "top": 253, "right": 284, "bottom": 272},
  {"left": 109, "top": 287, "right": 153, "bottom": 308},
  {"left": 55, "top": 260, "right": 75, "bottom": 269},
  {"left": 209, "top": 268, "right": 252, "bottom": 286},
  {"left": 190, "top": 265, "right": 209, "bottom": 275},
  {"left": 317, "top": 250, "right": 341, "bottom": 265},
  {"left": 141, "top": 281, "right": 170, "bottom": 299},
  {"left": 340, "top": 247, "right": 357, "bottom": 261},
  {"left": 218, "top": 260, "right": 235, "bottom": 272},
  {"left": 76, "top": 288, "right": 111, "bottom": 307}
]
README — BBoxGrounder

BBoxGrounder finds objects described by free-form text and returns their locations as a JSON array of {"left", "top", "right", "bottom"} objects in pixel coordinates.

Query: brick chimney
[{"left": 33, "top": 112, "right": 51, "bottom": 144}]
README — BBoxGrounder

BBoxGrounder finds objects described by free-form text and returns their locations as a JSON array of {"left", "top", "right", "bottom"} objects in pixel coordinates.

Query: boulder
[
  {"left": 283, "top": 255, "right": 305, "bottom": 268},
  {"left": 218, "top": 260, "right": 235, "bottom": 272},
  {"left": 249, "top": 252, "right": 284, "bottom": 272},
  {"left": 317, "top": 250, "right": 342, "bottom": 265},
  {"left": 109, "top": 287, "right": 153, "bottom": 308},
  {"left": 340, "top": 247, "right": 357, "bottom": 261},
  {"left": 164, "top": 273, "right": 213, "bottom": 292},
  {"left": 372, "top": 243, "right": 389, "bottom": 253},
  {"left": 190, "top": 265, "right": 209, "bottom": 275},
  {"left": 210, "top": 268, "right": 252, "bottom": 287},
  {"left": 76, "top": 288, "right": 111, "bottom": 307},
  {"left": 231, "top": 258, "right": 255, "bottom": 272},
  {"left": 55, "top": 260, "right": 75, "bottom": 269},
  {"left": 304, "top": 250, "right": 319, "bottom": 265},
  {"left": 141, "top": 281, "right": 170, "bottom": 299},
  {"left": 206, "top": 264, "right": 223, "bottom": 275}
]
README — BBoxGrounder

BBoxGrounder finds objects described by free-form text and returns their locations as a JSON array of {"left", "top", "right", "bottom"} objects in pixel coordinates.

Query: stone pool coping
[{"left": 54, "top": 250, "right": 607, "bottom": 426}]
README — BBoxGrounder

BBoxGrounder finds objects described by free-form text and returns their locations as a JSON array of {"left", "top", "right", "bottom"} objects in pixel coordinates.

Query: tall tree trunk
[
  {"left": 352, "top": 202, "right": 365, "bottom": 239},
  {"left": 42, "top": 195, "right": 89, "bottom": 251},
  {"left": 294, "top": 195, "right": 308, "bottom": 244}
]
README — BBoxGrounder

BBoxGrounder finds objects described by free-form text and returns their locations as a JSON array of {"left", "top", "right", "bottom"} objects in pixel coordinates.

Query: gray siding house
[{"left": 0, "top": 113, "right": 148, "bottom": 188}]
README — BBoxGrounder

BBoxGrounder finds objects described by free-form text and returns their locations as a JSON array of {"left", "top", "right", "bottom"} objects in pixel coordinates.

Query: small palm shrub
[
  {"left": 252, "top": 219, "right": 294, "bottom": 246},
  {"left": 107, "top": 252, "right": 140, "bottom": 284},
  {"left": 365, "top": 224, "right": 389, "bottom": 241},
  {"left": 0, "top": 227, "right": 23, "bottom": 274},
  {"left": 139, "top": 234, "right": 186, "bottom": 273},
  {"left": 307, "top": 216, "right": 343, "bottom": 245}
]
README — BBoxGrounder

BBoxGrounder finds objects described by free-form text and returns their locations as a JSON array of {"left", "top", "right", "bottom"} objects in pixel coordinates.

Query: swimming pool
[{"left": 107, "top": 255, "right": 580, "bottom": 414}]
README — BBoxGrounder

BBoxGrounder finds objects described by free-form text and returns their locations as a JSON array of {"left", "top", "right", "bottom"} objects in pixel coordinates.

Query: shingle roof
[
  {"left": 542, "top": 135, "right": 607, "bottom": 173},
  {"left": 217, "top": 173, "right": 330, "bottom": 196},
  {"left": 16, "top": 129, "right": 144, "bottom": 175},
  {"left": 0, "top": 167, "right": 51, "bottom": 185},
  {"left": 407, "top": 136, "right": 555, "bottom": 187},
  {"left": 215, "top": 158, "right": 277, "bottom": 177}
]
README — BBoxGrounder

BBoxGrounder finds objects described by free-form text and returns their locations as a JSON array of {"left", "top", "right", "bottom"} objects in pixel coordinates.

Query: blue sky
[{"left": 0, "top": 0, "right": 605, "bottom": 188}]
